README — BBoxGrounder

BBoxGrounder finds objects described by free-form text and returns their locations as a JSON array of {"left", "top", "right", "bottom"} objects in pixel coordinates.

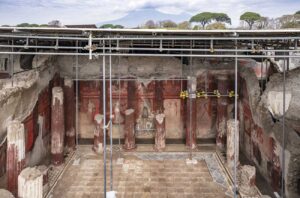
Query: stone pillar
[
  {"left": 18, "top": 167, "right": 43, "bottom": 198},
  {"left": 92, "top": 114, "right": 104, "bottom": 153},
  {"left": 154, "top": 81, "right": 164, "bottom": 113},
  {"left": 123, "top": 109, "right": 136, "bottom": 150},
  {"left": 7, "top": 120, "right": 25, "bottom": 196},
  {"left": 186, "top": 76, "right": 197, "bottom": 149},
  {"left": 37, "top": 165, "right": 49, "bottom": 193},
  {"left": 238, "top": 165, "right": 257, "bottom": 196},
  {"left": 154, "top": 114, "right": 166, "bottom": 151},
  {"left": 226, "top": 119, "right": 239, "bottom": 173},
  {"left": 216, "top": 74, "right": 229, "bottom": 150},
  {"left": 51, "top": 87, "right": 65, "bottom": 165},
  {"left": 64, "top": 78, "right": 75, "bottom": 151},
  {"left": 127, "top": 81, "right": 136, "bottom": 114}
]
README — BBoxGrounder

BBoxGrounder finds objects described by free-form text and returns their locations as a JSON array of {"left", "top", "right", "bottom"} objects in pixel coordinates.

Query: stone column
[
  {"left": 51, "top": 87, "right": 65, "bottom": 165},
  {"left": 154, "top": 81, "right": 164, "bottom": 113},
  {"left": 123, "top": 109, "right": 136, "bottom": 150},
  {"left": 18, "top": 167, "right": 43, "bottom": 198},
  {"left": 64, "top": 78, "right": 75, "bottom": 151},
  {"left": 186, "top": 76, "right": 197, "bottom": 149},
  {"left": 216, "top": 74, "right": 229, "bottom": 150},
  {"left": 92, "top": 114, "right": 104, "bottom": 153},
  {"left": 154, "top": 114, "right": 166, "bottom": 151},
  {"left": 7, "top": 120, "right": 25, "bottom": 196},
  {"left": 226, "top": 119, "right": 239, "bottom": 173}
]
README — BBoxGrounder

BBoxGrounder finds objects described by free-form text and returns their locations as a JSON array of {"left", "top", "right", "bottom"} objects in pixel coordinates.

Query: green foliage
[
  {"left": 213, "top": 13, "right": 231, "bottom": 24},
  {"left": 160, "top": 20, "right": 177, "bottom": 28},
  {"left": 16, "top": 23, "right": 42, "bottom": 27},
  {"left": 190, "top": 12, "right": 214, "bottom": 28},
  {"left": 295, "top": 11, "right": 300, "bottom": 15},
  {"left": 177, "top": 21, "right": 190, "bottom": 29},
  {"left": 240, "top": 12, "right": 261, "bottom": 29},
  {"left": 114, "top": 25, "right": 124, "bottom": 29},
  {"left": 206, "top": 22, "right": 226, "bottom": 30},
  {"left": 190, "top": 12, "right": 231, "bottom": 29},
  {"left": 143, "top": 20, "right": 156, "bottom": 29},
  {"left": 100, "top": 24, "right": 115, "bottom": 28},
  {"left": 99, "top": 24, "right": 124, "bottom": 29}
]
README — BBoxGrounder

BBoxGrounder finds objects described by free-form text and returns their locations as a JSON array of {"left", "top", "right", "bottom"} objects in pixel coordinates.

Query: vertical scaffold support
[
  {"left": 234, "top": 35, "right": 238, "bottom": 198},
  {"left": 109, "top": 39, "right": 113, "bottom": 191},
  {"left": 102, "top": 40, "right": 107, "bottom": 198}
]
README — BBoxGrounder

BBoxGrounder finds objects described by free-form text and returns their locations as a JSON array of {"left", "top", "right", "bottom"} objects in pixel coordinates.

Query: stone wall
[{"left": 239, "top": 66, "right": 300, "bottom": 198}]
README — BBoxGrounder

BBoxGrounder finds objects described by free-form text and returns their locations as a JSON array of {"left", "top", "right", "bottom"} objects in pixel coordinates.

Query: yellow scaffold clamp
[
  {"left": 213, "top": 90, "right": 221, "bottom": 98},
  {"left": 228, "top": 90, "right": 238, "bottom": 98},
  {"left": 197, "top": 91, "right": 208, "bottom": 99},
  {"left": 180, "top": 90, "right": 189, "bottom": 99}
]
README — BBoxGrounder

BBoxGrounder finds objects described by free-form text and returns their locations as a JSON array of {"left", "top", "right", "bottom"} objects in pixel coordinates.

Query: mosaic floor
[{"left": 48, "top": 145, "right": 231, "bottom": 198}]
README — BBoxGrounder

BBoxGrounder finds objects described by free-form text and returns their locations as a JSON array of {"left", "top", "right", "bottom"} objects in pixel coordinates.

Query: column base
[{"left": 51, "top": 153, "right": 64, "bottom": 166}]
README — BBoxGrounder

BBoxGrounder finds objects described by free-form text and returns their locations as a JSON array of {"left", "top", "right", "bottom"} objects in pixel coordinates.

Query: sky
[{"left": 0, "top": 0, "right": 299, "bottom": 27}]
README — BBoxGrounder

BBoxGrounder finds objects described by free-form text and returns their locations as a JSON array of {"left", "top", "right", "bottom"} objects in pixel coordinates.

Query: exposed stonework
[
  {"left": 0, "top": 189, "right": 14, "bottom": 198},
  {"left": 0, "top": 55, "right": 57, "bottom": 143},
  {"left": 237, "top": 165, "right": 258, "bottom": 196},
  {"left": 239, "top": 65, "right": 300, "bottom": 198}
]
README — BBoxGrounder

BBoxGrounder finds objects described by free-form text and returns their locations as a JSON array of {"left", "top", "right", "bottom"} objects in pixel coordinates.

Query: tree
[
  {"left": 256, "top": 17, "right": 269, "bottom": 29},
  {"left": 48, "top": 20, "right": 62, "bottom": 27},
  {"left": 114, "top": 25, "right": 124, "bottom": 29},
  {"left": 144, "top": 20, "right": 156, "bottom": 29},
  {"left": 159, "top": 20, "right": 177, "bottom": 29},
  {"left": 100, "top": 24, "right": 115, "bottom": 28},
  {"left": 16, "top": 23, "right": 40, "bottom": 27},
  {"left": 240, "top": 12, "right": 261, "bottom": 29},
  {"left": 190, "top": 12, "right": 214, "bottom": 29},
  {"left": 213, "top": 13, "right": 231, "bottom": 25},
  {"left": 206, "top": 22, "right": 226, "bottom": 30},
  {"left": 177, "top": 21, "right": 190, "bottom": 29},
  {"left": 277, "top": 14, "right": 300, "bottom": 29},
  {"left": 16, "top": 23, "right": 30, "bottom": 27},
  {"left": 100, "top": 24, "right": 124, "bottom": 29},
  {"left": 295, "top": 11, "right": 300, "bottom": 15}
]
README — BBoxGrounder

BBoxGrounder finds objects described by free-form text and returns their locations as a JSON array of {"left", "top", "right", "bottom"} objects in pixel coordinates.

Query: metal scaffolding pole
[
  {"left": 1, "top": 51, "right": 300, "bottom": 58},
  {"left": 1, "top": 33, "right": 300, "bottom": 40},
  {"left": 234, "top": 38, "right": 238, "bottom": 198},
  {"left": 102, "top": 40, "right": 107, "bottom": 198},
  {"left": 2, "top": 44, "right": 300, "bottom": 53},
  {"left": 281, "top": 51, "right": 287, "bottom": 198},
  {"left": 109, "top": 39, "right": 113, "bottom": 191},
  {"left": 75, "top": 40, "right": 79, "bottom": 147}
]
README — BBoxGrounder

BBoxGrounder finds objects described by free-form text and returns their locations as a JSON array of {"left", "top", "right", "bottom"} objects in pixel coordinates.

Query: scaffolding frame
[{"left": 0, "top": 27, "right": 297, "bottom": 198}]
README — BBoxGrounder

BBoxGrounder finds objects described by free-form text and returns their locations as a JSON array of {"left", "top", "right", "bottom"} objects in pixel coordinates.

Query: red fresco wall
[{"left": 240, "top": 77, "right": 282, "bottom": 192}]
